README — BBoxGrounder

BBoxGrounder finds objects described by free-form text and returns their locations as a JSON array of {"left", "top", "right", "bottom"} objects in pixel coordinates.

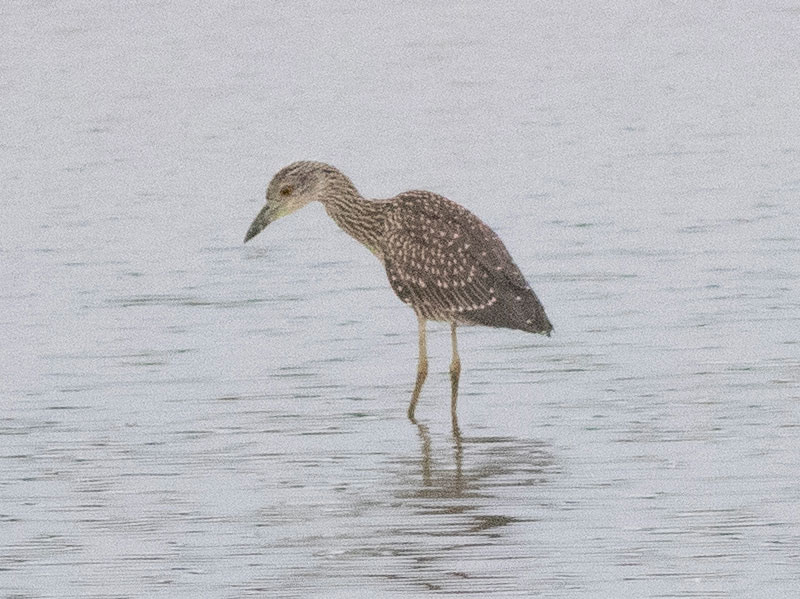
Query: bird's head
[{"left": 244, "top": 161, "right": 354, "bottom": 243}]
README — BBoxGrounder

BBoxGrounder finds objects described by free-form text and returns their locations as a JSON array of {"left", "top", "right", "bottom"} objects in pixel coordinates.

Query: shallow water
[{"left": 2, "top": 1, "right": 799, "bottom": 597}]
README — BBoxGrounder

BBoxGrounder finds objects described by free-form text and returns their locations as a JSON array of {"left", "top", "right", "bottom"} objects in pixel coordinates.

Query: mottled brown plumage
[
  {"left": 244, "top": 161, "right": 553, "bottom": 429},
  {"left": 383, "top": 190, "right": 552, "bottom": 334}
]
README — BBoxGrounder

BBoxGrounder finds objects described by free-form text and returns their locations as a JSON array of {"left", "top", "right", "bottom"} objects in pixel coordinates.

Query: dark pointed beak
[{"left": 244, "top": 203, "right": 273, "bottom": 243}]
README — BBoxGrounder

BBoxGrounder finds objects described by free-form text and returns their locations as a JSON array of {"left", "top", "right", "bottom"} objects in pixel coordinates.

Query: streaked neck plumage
[{"left": 320, "top": 179, "right": 388, "bottom": 260}]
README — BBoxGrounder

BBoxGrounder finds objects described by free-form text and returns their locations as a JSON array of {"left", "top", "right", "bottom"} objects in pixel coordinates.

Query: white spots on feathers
[{"left": 382, "top": 190, "right": 542, "bottom": 323}]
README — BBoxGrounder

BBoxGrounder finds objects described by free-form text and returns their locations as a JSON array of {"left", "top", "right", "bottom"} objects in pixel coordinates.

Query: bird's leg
[
  {"left": 408, "top": 315, "right": 428, "bottom": 421},
  {"left": 449, "top": 322, "right": 461, "bottom": 434}
]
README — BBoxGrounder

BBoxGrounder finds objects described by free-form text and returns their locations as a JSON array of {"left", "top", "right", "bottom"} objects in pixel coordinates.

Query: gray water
[{"left": 2, "top": 1, "right": 799, "bottom": 597}]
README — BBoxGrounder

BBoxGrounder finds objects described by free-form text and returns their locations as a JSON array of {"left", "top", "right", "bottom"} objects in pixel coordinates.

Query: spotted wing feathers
[{"left": 383, "top": 191, "right": 552, "bottom": 335}]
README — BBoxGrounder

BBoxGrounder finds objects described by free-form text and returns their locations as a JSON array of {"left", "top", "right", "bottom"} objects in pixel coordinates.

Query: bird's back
[{"left": 381, "top": 191, "right": 552, "bottom": 335}]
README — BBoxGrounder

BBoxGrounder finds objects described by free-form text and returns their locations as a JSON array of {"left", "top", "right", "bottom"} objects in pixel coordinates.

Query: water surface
[{"left": 2, "top": 1, "right": 799, "bottom": 597}]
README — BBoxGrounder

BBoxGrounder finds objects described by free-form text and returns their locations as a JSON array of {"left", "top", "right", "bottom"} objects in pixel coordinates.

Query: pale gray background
[{"left": 1, "top": 1, "right": 798, "bottom": 597}]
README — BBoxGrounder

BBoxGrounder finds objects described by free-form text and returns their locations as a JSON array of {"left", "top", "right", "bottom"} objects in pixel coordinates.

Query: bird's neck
[{"left": 322, "top": 188, "right": 387, "bottom": 260}]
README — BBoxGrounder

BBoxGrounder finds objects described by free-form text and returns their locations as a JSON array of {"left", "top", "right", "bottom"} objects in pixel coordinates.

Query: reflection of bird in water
[
  {"left": 407, "top": 421, "right": 555, "bottom": 504},
  {"left": 244, "top": 161, "right": 553, "bottom": 431},
  {"left": 414, "top": 421, "right": 462, "bottom": 494},
  {"left": 365, "top": 424, "right": 556, "bottom": 593}
]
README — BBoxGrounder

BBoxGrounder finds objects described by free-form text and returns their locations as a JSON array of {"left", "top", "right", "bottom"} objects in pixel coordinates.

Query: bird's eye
[{"left": 279, "top": 185, "right": 293, "bottom": 197}]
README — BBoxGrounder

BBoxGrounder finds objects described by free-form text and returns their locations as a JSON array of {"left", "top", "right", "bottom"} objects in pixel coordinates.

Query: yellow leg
[
  {"left": 449, "top": 322, "right": 461, "bottom": 435},
  {"left": 408, "top": 315, "right": 428, "bottom": 421}
]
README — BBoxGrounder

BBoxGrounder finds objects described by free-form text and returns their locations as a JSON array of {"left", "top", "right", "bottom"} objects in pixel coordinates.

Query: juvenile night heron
[{"left": 244, "top": 161, "right": 552, "bottom": 429}]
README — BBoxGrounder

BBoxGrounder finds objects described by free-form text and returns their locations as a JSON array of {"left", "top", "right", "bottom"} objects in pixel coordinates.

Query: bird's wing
[{"left": 382, "top": 191, "right": 532, "bottom": 320}]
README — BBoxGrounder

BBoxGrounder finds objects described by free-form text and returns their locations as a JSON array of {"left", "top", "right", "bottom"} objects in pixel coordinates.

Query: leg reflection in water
[
  {"left": 404, "top": 414, "right": 555, "bottom": 502},
  {"left": 412, "top": 419, "right": 464, "bottom": 497}
]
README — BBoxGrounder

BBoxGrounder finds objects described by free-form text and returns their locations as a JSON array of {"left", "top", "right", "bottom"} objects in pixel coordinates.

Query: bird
[{"left": 244, "top": 161, "right": 552, "bottom": 430}]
